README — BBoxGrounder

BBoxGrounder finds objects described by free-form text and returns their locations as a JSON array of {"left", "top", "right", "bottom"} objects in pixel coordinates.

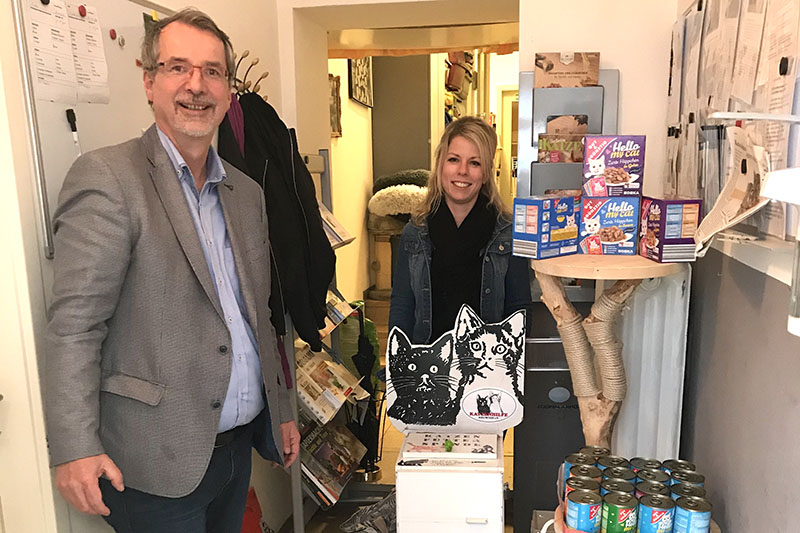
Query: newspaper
[
  {"left": 295, "top": 342, "right": 369, "bottom": 424},
  {"left": 695, "top": 126, "right": 771, "bottom": 255}
]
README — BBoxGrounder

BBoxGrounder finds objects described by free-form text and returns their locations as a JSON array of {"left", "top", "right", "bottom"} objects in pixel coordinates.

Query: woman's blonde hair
[{"left": 412, "top": 116, "right": 509, "bottom": 225}]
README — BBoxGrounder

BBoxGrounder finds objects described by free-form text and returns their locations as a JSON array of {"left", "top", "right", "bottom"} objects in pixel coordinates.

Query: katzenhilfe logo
[{"left": 462, "top": 389, "right": 516, "bottom": 422}]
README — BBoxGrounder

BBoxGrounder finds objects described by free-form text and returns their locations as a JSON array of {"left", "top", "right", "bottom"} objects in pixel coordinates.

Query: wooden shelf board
[{"left": 531, "top": 254, "right": 685, "bottom": 280}]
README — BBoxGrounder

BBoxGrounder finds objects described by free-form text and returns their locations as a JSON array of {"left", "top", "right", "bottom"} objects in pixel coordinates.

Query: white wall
[
  {"left": 328, "top": 59, "right": 373, "bottom": 301},
  {"left": 489, "top": 51, "right": 519, "bottom": 116},
  {"left": 159, "top": 0, "right": 283, "bottom": 111},
  {"left": 0, "top": 4, "right": 60, "bottom": 531},
  {"left": 519, "top": 0, "right": 677, "bottom": 197}
]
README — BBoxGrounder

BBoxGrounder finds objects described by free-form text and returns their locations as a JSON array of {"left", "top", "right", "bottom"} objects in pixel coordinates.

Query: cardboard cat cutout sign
[{"left": 386, "top": 305, "right": 526, "bottom": 434}]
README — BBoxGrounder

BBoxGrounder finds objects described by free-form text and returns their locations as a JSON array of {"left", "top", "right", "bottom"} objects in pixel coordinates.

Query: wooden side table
[{"left": 530, "top": 255, "right": 684, "bottom": 448}]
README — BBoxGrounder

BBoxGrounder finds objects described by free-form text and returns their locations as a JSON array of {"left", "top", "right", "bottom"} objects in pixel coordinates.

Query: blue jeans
[{"left": 99, "top": 421, "right": 254, "bottom": 533}]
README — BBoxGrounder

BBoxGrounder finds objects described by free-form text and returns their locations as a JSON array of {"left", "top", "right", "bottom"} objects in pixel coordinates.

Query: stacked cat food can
[
  {"left": 579, "top": 136, "right": 645, "bottom": 256},
  {"left": 561, "top": 446, "right": 713, "bottom": 532}
]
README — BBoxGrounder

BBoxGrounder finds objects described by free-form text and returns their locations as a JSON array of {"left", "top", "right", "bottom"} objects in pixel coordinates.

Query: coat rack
[{"left": 234, "top": 50, "right": 269, "bottom": 98}]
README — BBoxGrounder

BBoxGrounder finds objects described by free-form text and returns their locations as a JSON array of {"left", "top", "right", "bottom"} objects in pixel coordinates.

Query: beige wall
[
  {"left": 489, "top": 51, "right": 519, "bottom": 116},
  {"left": 519, "top": 0, "right": 676, "bottom": 197},
  {"left": 328, "top": 59, "right": 373, "bottom": 301}
]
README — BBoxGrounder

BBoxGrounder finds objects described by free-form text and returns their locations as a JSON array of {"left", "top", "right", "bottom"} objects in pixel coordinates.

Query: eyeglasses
[{"left": 155, "top": 59, "right": 229, "bottom": 85}]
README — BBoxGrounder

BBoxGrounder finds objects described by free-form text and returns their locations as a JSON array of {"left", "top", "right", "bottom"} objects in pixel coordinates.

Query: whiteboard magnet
[
  {"left": 109, "top": 29, "right": 117, "bottom": 40},
  {"left": 40, "top": 0, "right": 50, "bottom": 5},
  {"left": 119, "top": 36, "right": 126, "bottom": 48},
  {"left": 78, "top": 4, "right": 86, "bottom": 17}
]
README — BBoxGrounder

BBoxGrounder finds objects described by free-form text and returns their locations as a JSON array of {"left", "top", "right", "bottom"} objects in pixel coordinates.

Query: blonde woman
[{"left": 389, "top": 116, "right": 532, "bottom": 343}]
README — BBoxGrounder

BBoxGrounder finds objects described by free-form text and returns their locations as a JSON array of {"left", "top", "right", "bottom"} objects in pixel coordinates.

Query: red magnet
[
  {"left": 109, "top": 29, "right": 117, "bottom": 40},
  {"left": 78, "top": 4, "right": 86, "bottom": 17}
]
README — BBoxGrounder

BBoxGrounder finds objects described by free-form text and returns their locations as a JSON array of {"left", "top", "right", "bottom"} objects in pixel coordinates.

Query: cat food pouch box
[
  {"left": 579, "top": 197, "right": 640, "bottom": 255},
  {"left": 583, "top": 135, "right": 646, "bottom": 197},
  {"left": 639, "top": 196, "right": 703, "bottom": 263},
  {"left": 513, "top": 195, "right": 579, "bottom": 260}
]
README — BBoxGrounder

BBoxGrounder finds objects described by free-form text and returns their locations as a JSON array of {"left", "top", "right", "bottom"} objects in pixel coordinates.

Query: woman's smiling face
[{"left": 440, "top": 135, "right": 484, "bottom": 210}]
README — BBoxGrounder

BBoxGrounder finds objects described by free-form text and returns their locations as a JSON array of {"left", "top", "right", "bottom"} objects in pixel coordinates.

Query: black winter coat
[{"left": 218, "top": 93, "right": 335, "bottom": 351}]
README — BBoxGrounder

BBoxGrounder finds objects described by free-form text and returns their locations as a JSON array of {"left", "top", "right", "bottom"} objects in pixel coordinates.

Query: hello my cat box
[
  {"left": 579, "top": 197, "right": 640, "bottom": 255},
  {"left": 512, "top": 195, "right": 579, "bottom": 260},
  {"left": 385, "top": 305, "right": 526, "bottom": 435},
  {"left": 583, "top": 135, "right": 646, "bottom": 197}
]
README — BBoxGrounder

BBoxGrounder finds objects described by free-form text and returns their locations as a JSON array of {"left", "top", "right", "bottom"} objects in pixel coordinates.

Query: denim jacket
[{"left": 389, "top": 215, "right": 532, "bottom": 344}]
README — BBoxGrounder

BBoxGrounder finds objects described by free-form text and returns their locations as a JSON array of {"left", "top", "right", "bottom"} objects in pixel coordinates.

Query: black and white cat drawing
[
  {"left": 454, "top": 305, "right": 526, "bottom": 403},
  {"left": 386, "top": 328, "right": 462, "bottom": 425}
]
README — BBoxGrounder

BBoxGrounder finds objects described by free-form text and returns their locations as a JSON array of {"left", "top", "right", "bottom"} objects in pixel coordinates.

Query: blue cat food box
[
  {"left": 512, "top": 195, "right": 579, "bottom": 259},
  {"left": 579, "top": 197, "right": 640, "bottom": 255},
  {"left": 639, "top": 196, "right": 703, "bottom": 263},
  {"left": 583, "top": 135, "right": 646, "bottom": 197}
]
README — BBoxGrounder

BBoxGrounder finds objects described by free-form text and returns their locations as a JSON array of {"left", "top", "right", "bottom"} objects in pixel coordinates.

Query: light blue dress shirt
[{"left": 157, "top": 127, "right": 266, "bottom": 433}]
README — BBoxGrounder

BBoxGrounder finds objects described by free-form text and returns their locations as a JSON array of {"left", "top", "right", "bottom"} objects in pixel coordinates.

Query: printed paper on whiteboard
[
  {"left": 25, "top": 0, "right": 78, "bottom": 103},
  {"left": 731, "top": 0, "right": 767, "bottom": 104},
  {"left": 67, "top": 2, "right": 110, "bottom": 103}
]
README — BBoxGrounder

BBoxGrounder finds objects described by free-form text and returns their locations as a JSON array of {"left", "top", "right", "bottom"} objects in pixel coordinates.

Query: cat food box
[
  {"left": 534, "top": 52, "right": 600, "bottom": 88},
  {"left": 582, "top": 135, "right": 646, "bottom": 198},
  {"left": 538, "top": 134, "right": 585, "bottom": 163},
  {"left": 579, "top": 197, "right": 640, "bottom": 255},
  {"left": 639, "top": 196, "right": 703, "bottom": 263},
  {"left": 513, "top": 195, "right": 579, "bottom": 260}
]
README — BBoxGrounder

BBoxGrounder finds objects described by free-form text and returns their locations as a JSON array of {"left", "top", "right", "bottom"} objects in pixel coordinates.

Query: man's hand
[
  {"left": 279, "top": 420, "right": 300, "bottom": 468},
  {"left": 55, "top": 454, "right": 124, "bottom": 516}
]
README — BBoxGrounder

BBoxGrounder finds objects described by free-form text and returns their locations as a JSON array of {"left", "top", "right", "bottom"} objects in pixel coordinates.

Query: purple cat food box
[
  {"left": 582, "top": 135, "right": 646, "bottom": 197},
  {"left": 512, "top": 195, "right": 579, "bottom": 260},
  {"left": 579, "top": 197, "right": 640, "bottom": 255},
  {"left": 639, "top": 196, "right": 703, "bottom": 263}
]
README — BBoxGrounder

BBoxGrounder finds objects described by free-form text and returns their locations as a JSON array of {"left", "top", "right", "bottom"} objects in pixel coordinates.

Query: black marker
[{"left": 66, "top": 108, "right": 81, "bottom": 155}]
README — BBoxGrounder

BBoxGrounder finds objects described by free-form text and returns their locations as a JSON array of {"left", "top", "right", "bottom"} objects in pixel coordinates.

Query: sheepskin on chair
[{"left": 367, "top": 184, "right": 427, "bottom": 217}]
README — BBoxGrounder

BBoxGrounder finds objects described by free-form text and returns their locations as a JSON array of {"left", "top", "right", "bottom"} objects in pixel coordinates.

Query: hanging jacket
[{"left": 218, "top": 93, "right": 335, "bottom": 351}]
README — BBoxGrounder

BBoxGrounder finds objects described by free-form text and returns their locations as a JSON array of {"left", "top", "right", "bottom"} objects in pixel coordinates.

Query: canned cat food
[
  {"left": 580, "top": 445, "right": 612, "bottom": 460},
  {"left": 637, "top": 494, "right": 676, "bottom": 533},
  {"left": 670, "top": 470, "right": 705, "bottom": 487},
  {"left": 662, "top": 459, "right": 697, "bottom": 475},
  {"left": 566, "top": 490, "right": 602, "bottom": 533},
  {"left": 566, "top": 476, "right": 601, "bottom": 503},
  {"left": 600, "top": 479, "right": 634, "bottom": 496},
  {"left": 635, "top": 481, "right": 670, "bottom": 499},
  {"left": 674, "top": 496, "right": 712, "bottom": 532},
  {"left": 597, "top": 455, "right": 630, "bottom": 471},
  {"left": 637, "top": 468, "right": 670, "bottom": 485},
  {"left": 602, "top": 467, "right": 636, "bottom": 483},
  {"left": 571, "top": 464, "right": 603, "bottom": 482},
  {"left": 564, "top": 453, "right": 595, "bottom": 493},
  {"left": 670, "top": 483, "right": 707, "bottom": 501},
  {"left": 601, "top": 492, "right": 638, "bottom": 533},
  {"left": 630, "top": 457, "right": 662, "bottom": 472}
]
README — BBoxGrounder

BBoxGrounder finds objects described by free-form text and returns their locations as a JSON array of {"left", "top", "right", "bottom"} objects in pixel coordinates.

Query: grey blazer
[{"left": 45, "top": 124, "right": 293, "bottom": 498}]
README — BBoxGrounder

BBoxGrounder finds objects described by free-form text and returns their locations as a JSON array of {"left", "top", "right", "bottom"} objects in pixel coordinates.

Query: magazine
[
  {"left": 295, "top": 342, "right": 368, "bottom": 424},
  {"left": 695, "top": 126, "right": 771, "bottom": 255},
  {"left": 319, "top": 204, "right": 355, "bottom": 250},
  {"left": 298, "top": 408, "right": 367, "bottom": 507},
  {"left": 319, "top": 289, "right": 357, "bottom": 338}
]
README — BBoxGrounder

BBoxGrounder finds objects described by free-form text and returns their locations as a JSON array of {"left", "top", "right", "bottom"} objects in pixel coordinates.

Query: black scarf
[{"left": 428, "top": 194, "right": 497, "bottom": 341}]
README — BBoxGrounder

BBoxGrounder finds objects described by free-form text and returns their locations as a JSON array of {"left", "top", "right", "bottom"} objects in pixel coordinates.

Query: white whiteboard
[{"left": 16, "top": 0, "right": 170, "bottom": 304}]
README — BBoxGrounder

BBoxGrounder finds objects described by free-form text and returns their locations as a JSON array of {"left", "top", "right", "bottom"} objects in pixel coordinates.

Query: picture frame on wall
[
  {"left": 348, "top": 57, "right": 373, "bottom": 108},
  {"left": 329, "top": 74, "right": 342, "bottom": 137}
]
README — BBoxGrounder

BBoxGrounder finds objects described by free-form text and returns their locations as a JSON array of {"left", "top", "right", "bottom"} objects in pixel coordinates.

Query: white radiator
[{"left": 611, "top": 266, "right": 691, "bottom": 460}]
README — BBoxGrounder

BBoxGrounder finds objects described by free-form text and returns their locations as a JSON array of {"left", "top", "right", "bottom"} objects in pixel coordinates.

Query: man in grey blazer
[{"left": 45, "top": 9, "right": 299, "bottom": 532}]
